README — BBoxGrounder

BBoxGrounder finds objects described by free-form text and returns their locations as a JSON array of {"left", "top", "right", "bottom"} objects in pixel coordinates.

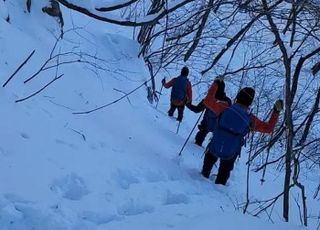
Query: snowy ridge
[{"left": 0, "top": 1, "right": 308, "bottom": 230}]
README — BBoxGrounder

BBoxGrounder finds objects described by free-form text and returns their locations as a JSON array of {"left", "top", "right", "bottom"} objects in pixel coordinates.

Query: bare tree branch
[
  {"left": 95, "top": 0, "right": 139, "bottom": 12},
  {"left": 56, "top": 0, "right": 195, "bottom": 27},
  {"left": 184, "top": 0, "right": 214, "bottom": 62},
  {"left": 298, "top": 88, "right": 320, "bottom": 145}
]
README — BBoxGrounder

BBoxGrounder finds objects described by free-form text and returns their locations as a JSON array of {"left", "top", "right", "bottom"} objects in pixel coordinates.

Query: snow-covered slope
[{"left": 0, "top": 1, "right": 309, "bottom": 229}]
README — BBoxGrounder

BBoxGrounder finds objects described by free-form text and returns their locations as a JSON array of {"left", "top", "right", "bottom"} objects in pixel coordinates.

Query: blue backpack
[
  {"left": 204, "top": 97, "right": 232, "bottom": 132},
  {"left": 205, "top": 109, "right": 217, "bottom": 132},
  {"left": 171, "top": 76, "right": 188, "bottom": 101},
  {"left": 208, "top": 104, "right": 250, "bottom": 160}
]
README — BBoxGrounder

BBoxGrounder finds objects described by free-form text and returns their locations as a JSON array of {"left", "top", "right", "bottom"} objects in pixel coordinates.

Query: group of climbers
[{"left": 161, "top": 67, "right": 283, "bottom": 186}]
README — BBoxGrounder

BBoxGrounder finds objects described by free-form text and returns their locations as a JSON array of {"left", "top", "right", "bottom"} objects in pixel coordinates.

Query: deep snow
[{"left": 0, "top": 1, "right": 315, "bottom": 229}]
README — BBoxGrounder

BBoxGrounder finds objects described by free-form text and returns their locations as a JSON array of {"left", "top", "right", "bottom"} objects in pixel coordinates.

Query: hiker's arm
[
  {"left": 204, "top": 83, "right": 218, "bottom": 104},
  {"left": 186, "top": 81, "right": 192, "bottom": 103},
  {"left": 203, "top": 83, "right": 228, "bottom": 115},
  {"left": 186, "top": 100, "right": 205, "bottom": 113},
  {"left": 250, "top": 110, "right": 279, "bottom": 133},
  {"left": 163, "top": 78, "right": 174, "bottom": 88}
]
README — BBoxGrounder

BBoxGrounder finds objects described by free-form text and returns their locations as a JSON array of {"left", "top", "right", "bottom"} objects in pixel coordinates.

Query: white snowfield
[{"left": 0, "top": 1, "right": 310, "bottom": 230}]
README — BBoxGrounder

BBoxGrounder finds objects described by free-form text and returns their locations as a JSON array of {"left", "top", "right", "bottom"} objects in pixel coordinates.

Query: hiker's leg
[
  {"left": 201, "top": 151, "right": 218, "bottom": 178},
  {"left": 215, "top": 155, "right": 237, "bottom": 185},
  {"left": 195, "top": 129, "right": 209, "bottom": 146},
  {"left": 177, "top": 105, "right": 185, "bottom": 122},
  {"left": 168, "top": 103, "right": 176, "bottom": 117}
]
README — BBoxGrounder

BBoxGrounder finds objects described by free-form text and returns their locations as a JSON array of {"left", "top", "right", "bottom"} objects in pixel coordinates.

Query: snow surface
[
  {"left": 0, "top": 1, "right": 8, "bottom": 21},
  {"left": 0, "top": 1, "right": 314, "bottom": 230}
]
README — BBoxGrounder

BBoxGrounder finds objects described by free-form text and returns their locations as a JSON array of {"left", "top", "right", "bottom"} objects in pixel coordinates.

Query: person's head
[
  {"left": 236, "top": 87, "right": 255, "bottom": 107},
  {"left": 181, "top": 66, "right": 189, "bottom": 77}
]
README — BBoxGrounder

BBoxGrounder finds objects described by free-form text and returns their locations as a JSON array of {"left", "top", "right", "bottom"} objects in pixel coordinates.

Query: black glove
[
  {"left": 198, "top": 123, "right": 205, "bottom": 131},
  {"left": 214, "top": 77, "right": 224, "bottom": 89},
  {"left": 273, "top": 99, "right": 283, "bottom": 113},
  {"left": 185, "top": 101, "right": 192, "bottom": 108},
  {"left": 161, "top": 78, "right": 166, "bottom": 85},
  {"left": 214, "top": 76, "right": 224, "bottom": 84}
]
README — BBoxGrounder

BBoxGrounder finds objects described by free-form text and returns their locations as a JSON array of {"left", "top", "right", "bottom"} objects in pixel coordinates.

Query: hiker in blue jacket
[
  {"left": 202, "top": 80, "right": 283, "bottom": 185},
  {"left": 162, "top": 67, "right": 192, "bottom": 122}
]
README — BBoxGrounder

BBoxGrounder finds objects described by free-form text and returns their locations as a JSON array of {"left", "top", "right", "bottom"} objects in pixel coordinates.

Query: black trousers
[
  {"left": 168, "top": 104, "right": 185, "bottom": 121},
  {"left": 195, "top": 119, "right": 209, "bottom": 146},
  {"left": 194, "top": 110, "right": 210, "bottom": 146},
  {"left": 201, "top": 151, "right": 238, "bottom": 185}
]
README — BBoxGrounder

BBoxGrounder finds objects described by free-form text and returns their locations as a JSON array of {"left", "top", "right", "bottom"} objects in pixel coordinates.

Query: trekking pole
[
  {"left": 176, "top": 121, "right": 181, "bottom": 134},
  {"left": 260, "top": 128, "right": 275, "bottom": 184},
  {"left": 155, "top": 84, "right": 164, "bottom": 109},
  {"left": 178, "top": 110, "right": 204, "bottom": 156}
]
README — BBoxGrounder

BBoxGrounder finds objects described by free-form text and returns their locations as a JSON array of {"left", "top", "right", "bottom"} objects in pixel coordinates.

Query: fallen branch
[
  {"left": 2, "top": 50, "right": 36, "bottom": 87},
  {"left": 16, "top": 74, "right": 64, "bottom": 103},
  {"left": 73, "top": 79, "right": 151, "bottom": 115}
]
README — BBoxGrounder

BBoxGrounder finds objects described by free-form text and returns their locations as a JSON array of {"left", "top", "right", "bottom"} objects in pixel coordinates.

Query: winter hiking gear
[
  {"left": 204, "top": 84, "right": 279, "bottom": 133},
  {"left": 168, "top": 104, "right": 185, "bottom": 122},
  {"left": 273, "top": 99, "right": 284, "bottom": 113},
  {"left": 178, "top": 111, "right": 205, "bottom": 156},
  {"left": 186, "top": 78, "right": 232, "bottom": 146},
  {"left": 200, "top": 82, "right": 281, "bottom": 185},
  {"left": 170, "top": 76, "right": 189, "bottom": 102},
  {"left": 161, "top": 78, "right": 166, "bottom": 85},
  {"left": 155, "top": 83, "right": 164, "bottom": 109},
  {"left": 195, "top": 95, "right": 232, "bottom": 147},
  {"left": 213, "top": 78, "right": 225, "bottom": 98},
  {"left": 176, "top": 121, "right": 181, "bottom": 134},
  {"left": 208, "top": 104, "right": 250, "bottom": 160},
  {"left": 163, "top": 68, "right": 192, "bottom": 105},
  {"left": 163, "top": 67, "right": 192, "bottom": 121},
  {"left": 201, "top": 148, "right": 238, "bottom": 185},
  {"left": 181, "top": 66, "right": 189, "bottom": 77},
  {"left": 235, "top": 87, "right": 255, "bottom": 107}
]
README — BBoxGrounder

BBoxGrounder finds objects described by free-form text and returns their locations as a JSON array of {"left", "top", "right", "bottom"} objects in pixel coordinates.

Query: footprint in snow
[
  {"left": 144, "top": 169, "right": 166, "bottom": 183},
  {"left": 4, "top": 193, "right": 33, "bottom": 204},
  {"left": 80, "top": 211, "right": 123, "bottom": 225},
  {"left": 20, "top": 132, "right": 29, "bottom": 139},
  {"left": 162, "top": 191, "right": 190, "bottom": 206},
  {"left": 113, "top": 169, "right": 140, "bottom": 190},
  {"left": 50, "top": 173, "right": 89, "bottom": 200},
  {"left": 0, "top": 147, "right": 10, "bottom": 157},
  {"left": 117, "top": 199, "right": 154, "bottom": 216}
]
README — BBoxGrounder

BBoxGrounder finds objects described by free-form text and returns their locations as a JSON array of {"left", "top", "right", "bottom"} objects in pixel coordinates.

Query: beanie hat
[
  {"left": 181, "top": 66, "right": 189, "bottom": 77},
  {"left": 236, "top": 87, "right": 255, "bottom": 106}
]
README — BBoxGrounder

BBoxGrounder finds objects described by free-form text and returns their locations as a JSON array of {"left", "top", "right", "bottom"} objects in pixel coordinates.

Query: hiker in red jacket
[
  {"left": 162, "top": 67, "right": 192, "bottom": 122},
  {"left": 201, "top": 79, "right": 283, "bottom": 185},
  {"left": 186, "top": 79, "right": 232, "bottom": 146}
]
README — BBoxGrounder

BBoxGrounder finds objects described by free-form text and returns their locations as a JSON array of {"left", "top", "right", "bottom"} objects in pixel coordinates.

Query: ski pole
[
  {"left": 178, "top": 110, "right": 204, "bottom": 156},
  {"left": 155, "top": 84, "right": 164, "bottom": 109},
  {"left": 176, "top": 121, "right": 181, "bottom": 134}
]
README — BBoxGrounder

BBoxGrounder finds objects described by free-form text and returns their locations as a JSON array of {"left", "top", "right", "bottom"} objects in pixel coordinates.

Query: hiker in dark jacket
[
  {"left": 186, "top": 79, "right": 232, "bottom": 146},
  {"left": 162, "top": 67, "right": 192, "bottom": 122},
  {"left": 201, "top": 80, "right": 283, "bottom": 185}
]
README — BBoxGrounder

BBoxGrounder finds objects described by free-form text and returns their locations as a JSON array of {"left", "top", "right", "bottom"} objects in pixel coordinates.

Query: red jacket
[
  {"left": 164, "top": 77, "right": 192, "bottom": 106},
  {"left": 203, "top": 83, "right": 279, "bottom": 133}
]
